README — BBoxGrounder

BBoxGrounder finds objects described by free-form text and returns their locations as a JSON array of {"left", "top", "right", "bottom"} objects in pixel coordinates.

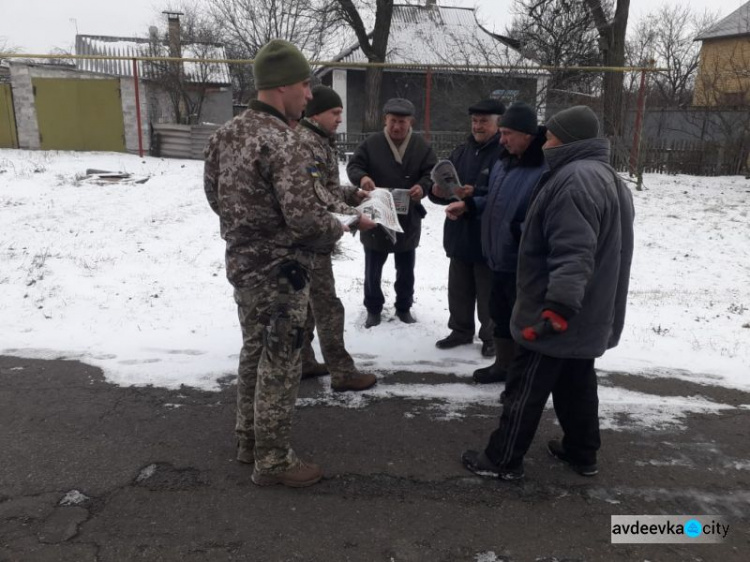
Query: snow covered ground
[{"left": 1, "top": 149, "right": 748, "bottom": 429}]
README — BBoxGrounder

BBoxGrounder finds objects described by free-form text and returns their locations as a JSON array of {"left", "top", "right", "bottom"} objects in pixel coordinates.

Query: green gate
[
  {"left": 32, "top": 78, "right": 126, "bottom": 152},
  {"left": 0, "top": 83, "right": 18, "bottom": 149}
]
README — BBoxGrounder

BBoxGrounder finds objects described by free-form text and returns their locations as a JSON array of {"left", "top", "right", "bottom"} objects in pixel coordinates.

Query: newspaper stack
[{"left": 333, "top": 188, "right": 404, "bottom": 244}]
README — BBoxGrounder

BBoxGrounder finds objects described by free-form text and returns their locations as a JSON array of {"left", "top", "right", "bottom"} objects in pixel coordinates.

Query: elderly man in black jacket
[
  {"left": 445, "top": 103, "right": 547, "bottom": 383},
  {"left": 429, "top": 99, "right": 504, "bottom": 357},
  {"left": 347, "top": 98, "right": 437, "bottom": 328},
  {"left": 462, "top": 105, "right": 635, "bottom": 481}
]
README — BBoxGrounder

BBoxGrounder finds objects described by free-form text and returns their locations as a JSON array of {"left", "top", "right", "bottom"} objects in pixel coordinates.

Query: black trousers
[
  {"left": 485, "top": 346, "right": 601, "bottom": 469},
  {"left": 488, "top": 270, "right": 517, "bottom": 339},
  {"left": 364, "top": 248, "right": 416, "bottom": 314},
  {"left": 447, "top": 258, "right": 493, "bottom": 343}
]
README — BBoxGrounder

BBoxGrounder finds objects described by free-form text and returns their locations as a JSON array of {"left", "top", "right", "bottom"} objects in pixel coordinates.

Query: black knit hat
[
  {"left": 383, "top": 98, "right": 415, "bottom": 116},
  {"left": 468, "top": 99, "right": 506, "bottom": 115},
  {"left": 499, "top": 102, "right": 538, "bottom": 134},
  {"left": 253, "top": 39, "right": 311, "bottom": 90},
  {"left": 546, "top": 105, "right": 600, "bottom": 144},
  {"left": 305, "top": 86, "right": 343, "bottom": 117}
]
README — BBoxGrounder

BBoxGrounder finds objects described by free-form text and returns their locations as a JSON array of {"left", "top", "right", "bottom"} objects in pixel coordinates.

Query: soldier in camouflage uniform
[
  {"left": 296, "top": 86, "right": 378, "bottom": 392},
  {"left": 204, "top": 40, "right": 345, "bottom": 488}
]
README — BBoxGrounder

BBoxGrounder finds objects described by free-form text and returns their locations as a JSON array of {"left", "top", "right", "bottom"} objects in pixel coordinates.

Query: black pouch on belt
[{"left": 278, "top": 260, "right": 309, "bottom": 291}]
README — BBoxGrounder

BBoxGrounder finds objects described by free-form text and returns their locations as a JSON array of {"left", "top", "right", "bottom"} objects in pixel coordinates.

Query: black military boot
[{"left": 472, "top": 337, "right": 515, "bottom": 384}]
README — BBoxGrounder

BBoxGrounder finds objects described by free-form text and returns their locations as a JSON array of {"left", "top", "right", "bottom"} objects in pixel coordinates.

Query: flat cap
[
  {"left": 383, "top": 98, "right": 415, "bottom": 117},
  {"left": 468, "top": 99, "right": 506, "bottom": 115}
]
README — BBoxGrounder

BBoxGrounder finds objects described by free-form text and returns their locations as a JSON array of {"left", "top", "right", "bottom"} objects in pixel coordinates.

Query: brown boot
[
  {"left": 236, "top": 440, "right": 255, "bottom": 464},
  {"left": 472, "top": 337, "right": 516, "bottom": 384},
  {"left": 331, "top": 372, "right": 377, "bottom": 392},
  {"left": 300, "top": 340, "right": 329, "bottom": 379},
  {"left": 251, "top": 460, "right": 323, "bottom": 488},
  {"left": 301, "top": 361, "right": 329, "bottom": 379}
]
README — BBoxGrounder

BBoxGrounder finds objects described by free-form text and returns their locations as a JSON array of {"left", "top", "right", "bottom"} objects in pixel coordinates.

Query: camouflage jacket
[
  {"left": 204, "top": 100, "right": 343, "bottom": 288},
  {"left": 296, "top": 118, "right": 360, "bottom": 214}
]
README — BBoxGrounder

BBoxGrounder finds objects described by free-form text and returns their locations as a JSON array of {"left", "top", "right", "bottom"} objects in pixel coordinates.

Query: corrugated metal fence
[{"left": 152, "top": 123, "right": 218, "bottom": 160}]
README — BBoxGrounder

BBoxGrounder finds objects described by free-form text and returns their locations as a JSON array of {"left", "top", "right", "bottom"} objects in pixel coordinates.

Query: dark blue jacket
[
  {"left": 428, "top": 132, "right": 500, "bottom": 262},
  {"left": 468, "top": 127, "right": 547, "bottom": 273}
]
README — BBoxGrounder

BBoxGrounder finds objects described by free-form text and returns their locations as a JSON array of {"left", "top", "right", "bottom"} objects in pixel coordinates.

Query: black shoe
[
  {"left": 472, "top": 364, "right": 507, "bottom": 384},
  {"left": 547, "top": 440, "right": 598, "bottom": 476},
  {"left": 365, "top": 311, "right": 381, "bottom": 328},
  {"left": 396, "top": 310, "right": 416, "bottom": 324},
  {"left": 435, "top": 333, "right": 473, "bottom": 349},
  {"left": 480, "top": 340, "right": 495, "bottom": 357},
  {"left": 461, "top": 450, "right": 524, "bottom": 480}
]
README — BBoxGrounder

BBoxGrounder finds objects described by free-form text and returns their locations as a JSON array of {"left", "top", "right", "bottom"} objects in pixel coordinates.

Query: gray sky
[{"left": 0, "top": 0, "right": 746, "bottom": 55}]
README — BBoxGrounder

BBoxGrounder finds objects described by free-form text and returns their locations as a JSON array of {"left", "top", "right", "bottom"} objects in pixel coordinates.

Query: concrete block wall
[
  {"left": 9, "top": 64, "right": 41, "bottom": 149},
  {"left": 120, "top": 78, "right": 150, "bottom": 154}
]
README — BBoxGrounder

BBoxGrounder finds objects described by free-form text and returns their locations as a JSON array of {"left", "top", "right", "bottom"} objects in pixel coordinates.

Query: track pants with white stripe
[{"left": 485, "top": 346, "right": 601, "bottom": 469}]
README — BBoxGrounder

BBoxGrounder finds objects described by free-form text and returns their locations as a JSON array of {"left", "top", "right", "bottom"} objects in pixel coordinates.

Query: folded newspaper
[
  {"left": 333, "top": 188, "right": 403, "bottom": 244},
  {"left": 430, "top": 160, "right": 463, "bottom": 200}
]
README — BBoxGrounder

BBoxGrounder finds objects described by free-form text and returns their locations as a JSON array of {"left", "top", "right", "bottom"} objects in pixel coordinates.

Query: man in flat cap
[
  {"left": 295, "top": 85, "right": 378, "bottom": 392},
  {"left": 347, "top": 98, "right": 437, "bottom": 328},
  {"left": 204, "top": 39, "right": 346, "bottom": 488},
  {"left": 446, "top": 102, "right": 547, "bottom": 384},
  {"left": 429, "top": 99, "right": 505, "bottom": 357},
  {"left": 461, "top": 105, "right": 634, "bottom": 481}
]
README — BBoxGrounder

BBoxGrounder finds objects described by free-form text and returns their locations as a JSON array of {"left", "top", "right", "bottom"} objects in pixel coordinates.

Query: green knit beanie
[
  {"left": 546, "top": 105, "right": 600, "bottom": 144},
  {"left": 253, "top": 39, "right": 311, "bottom": 90},
  {"left": 305, "top": 85, "right": 343, "bottom": 117}
]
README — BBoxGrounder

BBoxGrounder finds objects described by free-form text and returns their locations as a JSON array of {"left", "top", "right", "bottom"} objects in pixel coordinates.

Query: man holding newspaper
[{"left": 346, "top": 98, "right": 437, "bottom": 328}]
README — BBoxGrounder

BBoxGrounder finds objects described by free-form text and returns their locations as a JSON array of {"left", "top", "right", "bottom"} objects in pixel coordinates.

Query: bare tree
[
  {"left": 147, "top": 2, "right": 225, "bottom": 123},
  {"left": 508, "top": 0, "right": 600, "bottom": 96},
  {"left": 0, "top": 38, "right": 19, "bottom": 56},
  {"left": 206, "top": 0, "right": 344, "bottom": 103},
  {"left": 208, "top": 0, "right": 337, "bottom": 58},
  {"left": 584, "top": 0, "right": 631, "bottom": 137},
  {"left": 628, "top": 4, "right": 717, "bottom": 107},
  {"left": 41, "top": 47, "right": 76, "bottom": 67},
  {"left": 334, "top": 0, "right": 394, "bottom": 131}
]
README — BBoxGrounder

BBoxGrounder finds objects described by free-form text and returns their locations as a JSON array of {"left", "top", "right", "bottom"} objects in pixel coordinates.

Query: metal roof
[
  {"left": 75, "top": 35, "right": 231, "bottom": 84},
  {"left": 330, "top": 4, "right": 542, "bottom": 73},
  {"left": 695, "top": 1, "right": 750, "bottom": 41}
]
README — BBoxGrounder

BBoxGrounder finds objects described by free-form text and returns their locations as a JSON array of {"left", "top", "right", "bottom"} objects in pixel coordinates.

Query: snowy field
[{"left": 1, "top": 149, "right": 749, "bottom": 429}]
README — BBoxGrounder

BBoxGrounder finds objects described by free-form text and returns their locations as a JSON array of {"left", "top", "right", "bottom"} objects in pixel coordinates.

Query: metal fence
[
  {"left": 151, "top": 122, "right": 750, "bottom": 177},
  {"left": 151, "top": 124, "right": 470, "bottom": 162},
  {"left": 612, "top": 137, "right": 750, "bottom": 177},
  {"left": 151, "top": 123, "right": 218, "bottom": 160}
]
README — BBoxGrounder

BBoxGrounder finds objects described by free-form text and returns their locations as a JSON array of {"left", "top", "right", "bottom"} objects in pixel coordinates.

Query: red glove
[{"left": 521, "top": 310, "right": 569, "bottom": 341}]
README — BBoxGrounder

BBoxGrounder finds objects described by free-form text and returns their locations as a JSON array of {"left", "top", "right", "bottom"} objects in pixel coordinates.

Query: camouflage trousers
[
  {"left": 233, "top": 270, "right": 309, "bottom": 474},
  {"left": 301, "top": 253, "right": 358, "bottom": 384}
]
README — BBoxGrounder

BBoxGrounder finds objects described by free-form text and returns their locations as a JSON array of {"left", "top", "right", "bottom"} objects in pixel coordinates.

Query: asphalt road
[{"left": 1, "top": 355, "right": 748, "bottom": 561}]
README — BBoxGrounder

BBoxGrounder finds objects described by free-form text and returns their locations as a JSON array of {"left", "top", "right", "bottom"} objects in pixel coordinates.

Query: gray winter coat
[{"left": 510, "top": 137, "right": 635, "bottom": 358}]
